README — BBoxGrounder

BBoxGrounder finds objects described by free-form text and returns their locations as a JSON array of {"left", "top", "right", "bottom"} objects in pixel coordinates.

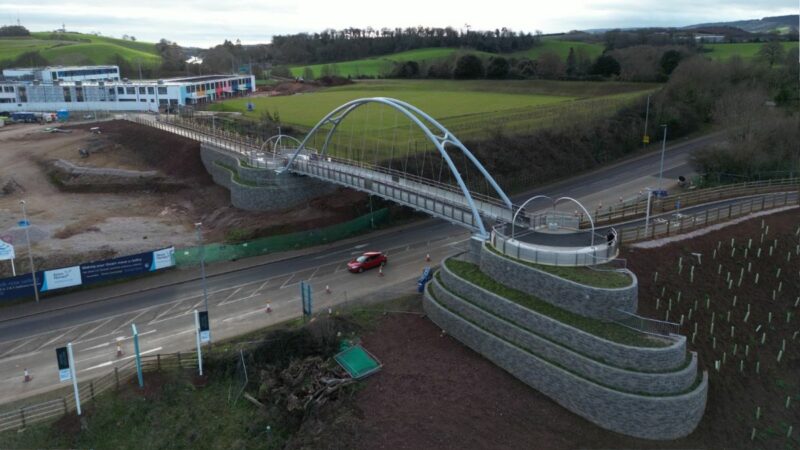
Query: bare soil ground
[
  {"left": 0, "top": 120, "right": 367, "bottom": 277},
  {"left": 314, "top": 209, "right": 799, "bottom": 450}
]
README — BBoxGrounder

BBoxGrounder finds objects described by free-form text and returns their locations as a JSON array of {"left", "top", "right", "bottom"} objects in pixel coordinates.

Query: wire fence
[
  {"left": 617, "top": 192, "right": 797, "bottom": 243},
  {"left": 0, "top": 351, "right": 198, "bottom": 433}
]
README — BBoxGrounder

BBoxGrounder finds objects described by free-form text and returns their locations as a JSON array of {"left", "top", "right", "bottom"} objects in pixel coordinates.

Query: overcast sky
[{"left": 2, "top": 0, "right": 796, "bottom": 47}]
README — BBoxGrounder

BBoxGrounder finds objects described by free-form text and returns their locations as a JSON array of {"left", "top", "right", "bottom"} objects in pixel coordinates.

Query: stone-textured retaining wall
[
  {"left": 200, "top": 144, "right": 336, "bottom": 211},
  {"left": 424, "top": 288, "right": 708, "bottom": 440},
  {"left": 440, "top": 260, "right": 687, "bottom": 372},
  {"left": 479, "top": 243, "right": 637, "bottom": 320},
  {"left": 430, "top": 278, "right": 697, "bottom": 394}
]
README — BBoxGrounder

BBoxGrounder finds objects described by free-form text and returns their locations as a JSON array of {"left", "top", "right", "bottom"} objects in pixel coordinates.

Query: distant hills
[{"left": 685, "top": 15, "right": 798, "bottom": 34}]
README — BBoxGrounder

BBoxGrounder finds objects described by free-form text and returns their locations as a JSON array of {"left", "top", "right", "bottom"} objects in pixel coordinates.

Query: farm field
[
  {"left": 211, "top": 78, "right": 656, "bottom": 157},
  {"left": 288, "top": 39, "right": 603, "bottom": 79},
  {"left": 703, "top": 41, "right": 799, "bottom": 60},
  {"left": 0, "top": 32, "right": 160, "bottom": 68}
]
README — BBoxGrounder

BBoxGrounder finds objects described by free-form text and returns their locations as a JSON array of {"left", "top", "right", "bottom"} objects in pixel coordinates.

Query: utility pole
[
  {"left": 658, "top": 124, "right": 668, "bottom": 191},
  {"left": 20, "top": 200, "right": 39, "bottom": 303},
  {"left": 642, "top": 94, "right": 650, "bottom": 148},
  {"left": 195, "top": 223, "right": 209, "bottom": 313}
]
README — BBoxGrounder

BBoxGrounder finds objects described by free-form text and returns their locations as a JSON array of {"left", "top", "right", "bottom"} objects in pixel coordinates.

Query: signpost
[
  {"left": 194, "top": 310, "right": 204, "bottom": 376},
  {"left": 56, "top": 346, "right": 71, "bottom": 382},
  {"left": 198, "top": 311, "right": 210, "bottom": 343},
  {"left": 300, "top": 281, "right": 313, "bottom": 318},
  {"left": 67, "top": 343, "right": 81, "bottom": 415},
  {"left": 132, "top": 324, "right": 143, "bottom": 388}
]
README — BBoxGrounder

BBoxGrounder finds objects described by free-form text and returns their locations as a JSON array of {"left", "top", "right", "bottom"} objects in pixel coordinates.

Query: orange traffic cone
[
  {"left": 116, "top": 343, "right": 123, "bottom": 358},
  {"left": 266, "top": 302, "right": 272, "bottom": 313},
  {"left": 23, "top": 368, "right": 31, "bottom": 383},
  {"left": 425, "top": 253, "right": 431, "bottom": 262}
]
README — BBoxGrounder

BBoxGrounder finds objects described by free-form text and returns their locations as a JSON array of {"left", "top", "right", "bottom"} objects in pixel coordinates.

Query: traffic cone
[
  {"left": 328, "top": 307, "right": 332, "bottom": 315},
  {"left": 325, "top": 285, "right": 331, "bottom": 294},
  {"left": 379, "top": 265, "right": 384, "bottom": 277},
  {"left": 116, "top": 343, "right": 123, "bottom": 358},
  {"left": 266, "top": 302, "right": 272, "bottom": 313},
  {"left": 425, "top": 253, "right": 431, "bottom": 262},
  {"left": 23, "top": 368, "right": 31, "bottom": 383}
]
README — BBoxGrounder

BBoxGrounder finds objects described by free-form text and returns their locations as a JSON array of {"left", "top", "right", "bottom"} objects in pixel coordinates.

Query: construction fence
[
  {"left": 0, "top": 351, "right": 198, "bottom": 433},
  {"left": 176, "top": 208, "right": 390, "bottom": 267},
  {"left": 617, "top": 192, "right": 797, "bottom": 243}
]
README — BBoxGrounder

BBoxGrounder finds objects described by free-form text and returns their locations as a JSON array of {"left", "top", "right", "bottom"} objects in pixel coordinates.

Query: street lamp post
[
  {"left": 195, "top": 223, "right": 209, "bottom": 313},
  {"left": 658, "top": 124, "right": 668, "bottom": 191},
  {"left": 20, "top": 200, "right": 39, "bottom": 303},
  {"left": 643, "top": 188, "right": 654, "bottom": 239},
  {"left": 642, "top": 94, "right": 650, "bottom": 148}
]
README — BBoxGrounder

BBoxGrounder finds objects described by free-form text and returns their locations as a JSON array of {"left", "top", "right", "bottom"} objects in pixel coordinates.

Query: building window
[
  {"left": 158, "top": 87, "right": 167, "bottom": 95},
  {"left": 109, "top": 88, "right": 115, "bottom": 95},
  {"left": 159, "top": 99, "right": 168, "bottom": 105},
  {"left": 18, "top": 87, "right": 27, "bottom": 102},
  {"left": 147, "top": 87, "right": 154, "bottom": 94},
  {"left": 126, "top": 87, "right": 136, "bottom": 95},
  {"left": 117, "top": 87, "right": 124, "bottom": 95},
  {"left": 76, "top": 87, "right": 84, "bottom": 102},
  {"left": 63, "top": 87, "right": 72, "bottom": 102},
  {"left": 139, "top": 87, "right": 146, "bottom": 94}
]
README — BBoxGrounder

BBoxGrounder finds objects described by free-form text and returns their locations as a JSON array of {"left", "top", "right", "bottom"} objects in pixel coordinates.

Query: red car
[{"left": 348, "top": 251, "right": 387, "bottom": 273}]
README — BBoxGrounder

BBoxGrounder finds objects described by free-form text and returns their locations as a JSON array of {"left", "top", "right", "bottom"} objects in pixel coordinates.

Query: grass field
[
  {"left": 289, "top": 40, "right": 603, "bottom": 79},
  {"left": 0, "top": 32, "right": 161, "bottom": 67},
  {"left": 703, "top": 42, "right": 799, "bottom": 60},
  {"left": 211, "top": 79, "right": 655, "bottom": 158}
]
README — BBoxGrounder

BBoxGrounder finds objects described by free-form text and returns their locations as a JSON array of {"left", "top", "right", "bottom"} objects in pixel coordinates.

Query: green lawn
[
  {"left": 289, "top": 41, "right": 603, "bottom": 79},
  {"left": 442, "top": 260, "right": 665, "bottom": 348},
  {"left": 0, "top": 32, "right": 160, "bottom": 67},
  {"left": 703, "top": 42, "right": 799, "bottom": 60},
  {"left": 211, "top": 79, "right": 655, "bottom": 160}
]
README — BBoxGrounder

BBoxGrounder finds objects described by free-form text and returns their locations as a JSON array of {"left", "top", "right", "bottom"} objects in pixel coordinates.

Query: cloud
[{"left": 1, "top": 0, "right": 796, "bottom": 47}]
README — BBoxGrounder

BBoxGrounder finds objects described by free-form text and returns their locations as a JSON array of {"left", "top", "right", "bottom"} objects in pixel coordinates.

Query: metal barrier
[
  {"left": 490, "top": 225, "right": 619, "bottom": 267},
  {"left": 613, "top": 309, "right": 681, "bottom": 337},
  {"left": 0, "top": 352, "right": 198, "bottom": 433},
  {"left": 618, "top": 191, "right": 797, "bottom": 243}
]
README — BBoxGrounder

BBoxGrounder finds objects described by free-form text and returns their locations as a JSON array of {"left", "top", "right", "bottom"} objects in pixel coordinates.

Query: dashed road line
[{"left": 74, "top": 318, "right": 114, "bottom": 342}]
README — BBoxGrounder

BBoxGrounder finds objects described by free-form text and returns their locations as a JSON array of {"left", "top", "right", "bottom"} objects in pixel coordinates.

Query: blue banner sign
[{"left": 0, "top": 247, "right": 175, "bottom": 301}]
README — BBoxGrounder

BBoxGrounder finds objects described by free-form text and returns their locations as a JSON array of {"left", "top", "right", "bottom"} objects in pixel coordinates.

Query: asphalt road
[{"left": 0, "top": 131, "right": 737, "bottom": 404}]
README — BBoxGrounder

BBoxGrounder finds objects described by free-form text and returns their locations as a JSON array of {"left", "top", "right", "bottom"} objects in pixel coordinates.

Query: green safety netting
[
  {"left": 175, "top": 208, "right": 389, "bottom": 267},
  {"left": 334, "top": 344, "right": 382, "bottom": 379}
]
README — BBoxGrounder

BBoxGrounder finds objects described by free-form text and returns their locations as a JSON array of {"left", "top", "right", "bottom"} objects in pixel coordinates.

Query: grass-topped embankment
[
  {"left": 443, "top": 259, "right": 664, "bottom": 348},
  {"left": 703, "top": 42, "right": 799, "bottom": 61},
  {"left": 486, "top": 244, "right": 632, "bottom": 289}
]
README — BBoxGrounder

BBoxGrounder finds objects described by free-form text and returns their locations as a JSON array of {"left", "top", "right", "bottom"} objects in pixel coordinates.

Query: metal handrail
[{"left": 613, "top": 309, "right": 681, "bottom": 338}]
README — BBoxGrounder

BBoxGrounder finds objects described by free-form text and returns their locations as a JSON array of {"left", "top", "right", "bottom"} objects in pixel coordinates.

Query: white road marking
[
  {"left": 308, "top": 266, "right": 321, "bottom": 280},
  {"left": 35, "top": 327, "right": 77, "bottom": 351},
  {"left": 217, "top": 287, "right": 243, "bottom": 306},
  {"left": 112, "top": 309, "right": 151, "bottom": 334},
  {"left": 74, "top": 318, "right": 114, "bottom": 341},
  {"left": 222, "top": 308, "right": 267, "bottom": 323},
  {"left": 354, "top": 243, "right": 368, "bottom": 249},
  {"left": 0, "top": 338, "right": 38, "bottom": 358},
  {"left": 152, "top": 300, "right": 187, "bottom": 322},
  {"left": 83, "top": 342, "right": 110, "bottom": 351},
  {"left": 280, "top": 273, "right": 295, "bottom": 289},
  {"left": 83, "top": 361, "right": 113, "bottom": 372}
]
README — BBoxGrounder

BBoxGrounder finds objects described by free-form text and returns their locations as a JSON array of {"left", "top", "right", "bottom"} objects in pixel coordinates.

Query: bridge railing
[
  {"left": 490, "top": 225, "right": 620, "bottom": 267},
  {"left": 583, "top": 177, "right": 800, "bottom": 227},
  {"left": 617, "top": 191, "right": 796, "bottom": 243}
]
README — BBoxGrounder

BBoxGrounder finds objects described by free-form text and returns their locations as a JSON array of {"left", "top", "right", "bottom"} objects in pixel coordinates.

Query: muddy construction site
[{"left": 0, "top": 120, "right": 369, "bottom": 277}]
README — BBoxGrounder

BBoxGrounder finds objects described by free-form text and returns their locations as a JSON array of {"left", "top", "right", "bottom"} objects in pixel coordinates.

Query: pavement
[{"left": 0, "top": 130, "right": 727, "bottom": 406}]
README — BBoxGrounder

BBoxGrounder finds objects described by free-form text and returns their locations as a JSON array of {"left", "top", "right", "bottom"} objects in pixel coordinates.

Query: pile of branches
[{"left": 256, "top": 356, "right": 353, "bottom": 412}]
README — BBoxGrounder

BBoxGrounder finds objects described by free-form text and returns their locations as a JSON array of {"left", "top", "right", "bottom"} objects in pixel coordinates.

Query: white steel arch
[{"left": 280, "top": 97, "right": 513, "bottom": 238}]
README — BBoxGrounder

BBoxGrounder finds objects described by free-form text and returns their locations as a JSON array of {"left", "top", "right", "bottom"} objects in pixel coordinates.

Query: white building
[
  {"left": 0, "top": 69, "right": 256, "bottom": 113},
  {"left": 3, "top": 65, "right": 121, "bottom": 83}
]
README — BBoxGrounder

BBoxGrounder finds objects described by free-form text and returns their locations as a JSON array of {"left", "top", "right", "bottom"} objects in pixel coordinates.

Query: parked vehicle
[
  {"left": 348, "top": 251, "right": 387, "bottom": 273},
  {"left": 11, "top": 112, "right": 39, "bottom": 123}
]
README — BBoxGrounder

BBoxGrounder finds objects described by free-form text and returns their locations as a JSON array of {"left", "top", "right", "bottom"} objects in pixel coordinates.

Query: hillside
[
  {"left": 0, "top": 32, "right": 161, "bottom": 68},
  {"left": 686, "top": 15, "right": 799, "bottom": 34},
  {"left": 289, "top": 40, "right": 605, "bottom": 79},
  {"left": 703, "top": 41, "right": 800, "bottom": 60}
]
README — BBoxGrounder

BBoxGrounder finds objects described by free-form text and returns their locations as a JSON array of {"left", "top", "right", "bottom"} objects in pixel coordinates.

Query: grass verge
[
  {"left": 486, "top": 244, "right": 632, "bottom": 289},
  {"left": 443, "top": 259, "right": 664, "bottom": 348}
]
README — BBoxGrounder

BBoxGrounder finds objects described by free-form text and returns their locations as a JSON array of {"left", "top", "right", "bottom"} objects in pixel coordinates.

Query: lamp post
[
  {"left": 658, "top": 124, "right": 668, "bottom": 191},
  {"left": 20, "top": 200, "right": 39, "bottom": 303},
  {"left": 642, "top": 94, "right": 650, "bottom": 148},
  {"left": 195, "top": 222, "right": 209, "bottom": 313},
  {"left": 643, "top": 188, "right": 654, "bottom": 239}
]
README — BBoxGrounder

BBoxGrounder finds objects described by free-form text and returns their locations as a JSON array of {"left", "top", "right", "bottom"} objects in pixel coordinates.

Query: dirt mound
[{"left": 68, "top": 120, "right": 211, "bottom": 182}]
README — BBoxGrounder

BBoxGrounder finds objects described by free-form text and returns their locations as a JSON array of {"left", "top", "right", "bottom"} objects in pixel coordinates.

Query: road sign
[
  {"left": 132, "top": 324, "right": 144, "bottom": 388},
  {"left": 198, "top": 311, "right": 210, "bottom": 343},
  {"left": 56, "top": 347, "right": 71, "bottom": 382},
  {"left": 0, "top": 240, "right": 14, "bottom": 261},
  {"left": 301, "top": 281, "right": 312, "bottom": 316},
  {"left": 643, "top": 135, "right": 650, "bottom": 144}
]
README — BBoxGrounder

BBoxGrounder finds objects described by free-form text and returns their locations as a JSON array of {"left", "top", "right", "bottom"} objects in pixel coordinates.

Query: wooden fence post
[
  {"left": 19, "top": 409, "right": 25, "bottom": 429},
  {"left": 157, "top": 354, "right": 161, "bottom": 371},
  {"left": 177, "top": 352, "right": 182, "bottom": 368},
  {"left": 728, "top": 204, "right": 732, "bottom": 219},
  {"left": 62, "top": 398, "right": 68, "bottom": 415},
  {"left": 115, "top": 367, "right": 119, "bottom": 390},
  {"left": 90, "top": 381, "right": 95, "bottom": 400}
]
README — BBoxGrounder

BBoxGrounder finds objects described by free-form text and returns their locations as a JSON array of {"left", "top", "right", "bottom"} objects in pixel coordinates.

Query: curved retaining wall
[
  {"left": 431, "top": 278, "right": 697, "bottom": 394},
  {"left": 424, "top": 287, "right": 708, "bottom": 440},
  {"left": 440, "top": 261, "right": 687, "bottom": 372},
  {"left": 200, "top": 144, "right": 336, "bottom": 211},
  {"left": 479, "top": 244, "right": 637, "bottom": 320}
]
